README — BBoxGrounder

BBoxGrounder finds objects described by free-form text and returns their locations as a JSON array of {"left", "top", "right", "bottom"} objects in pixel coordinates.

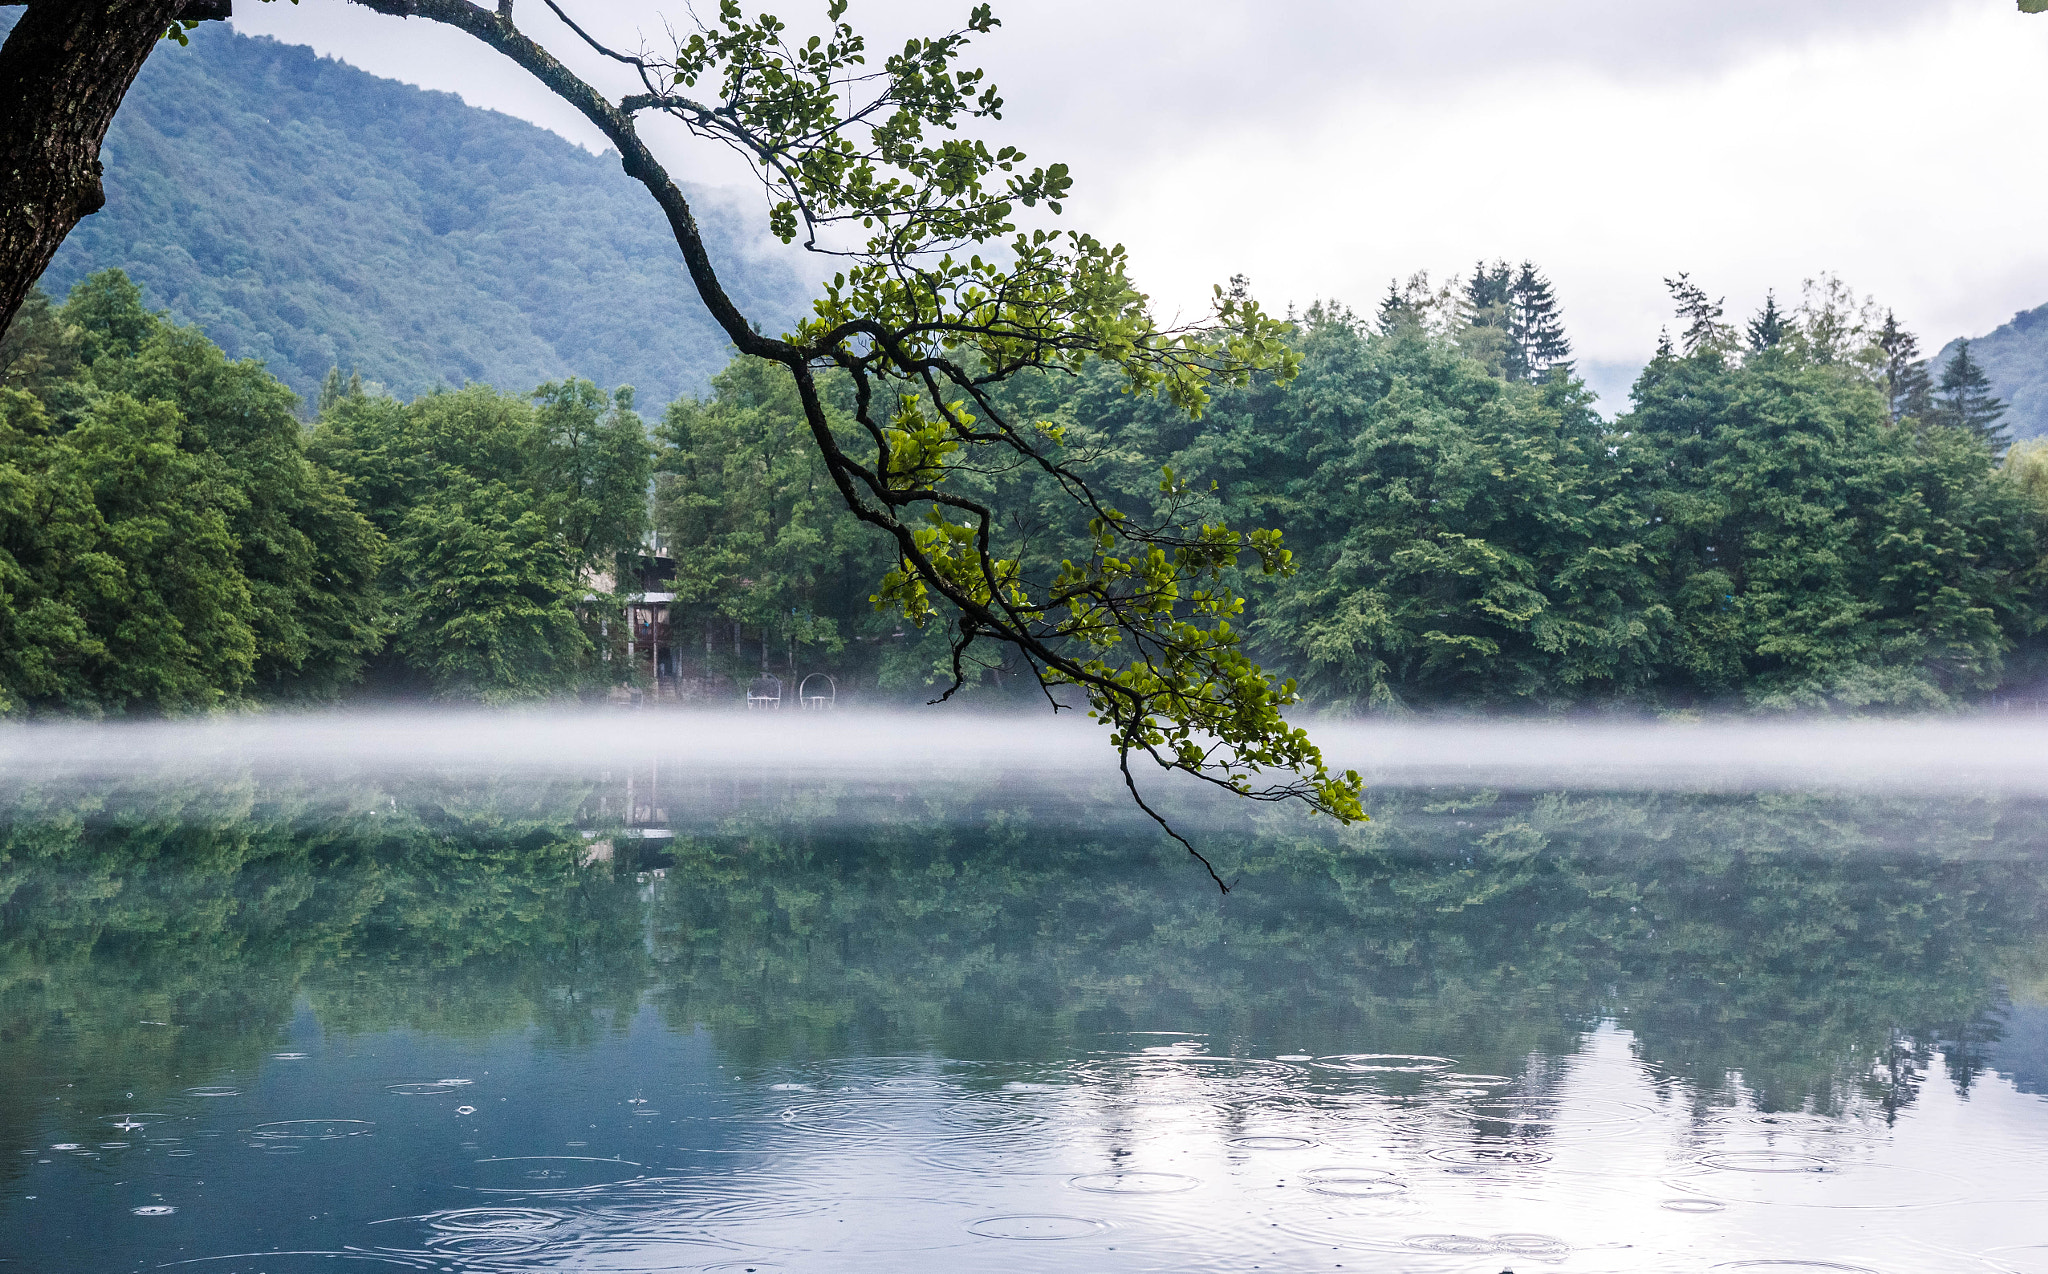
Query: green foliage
[
  {"left": 1878, "top": 308, "right": 1932, "bottom": 422},
  {"left": 1628, "top": 339, "right": 2032, "bottom": 707},
  {"left": 389, "top": 471, "right": 590, "bottom": 701},
  {"left": 1249, "top": 312, "right": 1661, "bottom": 708},
  {"left": 533, "top": 380, "right": 656, "bottom": 575},
  {"left": 0, "top": 269, "right": 660, "bottom": 712},
  {"left": 655, "top": 357, "right": 886, "bottom": 673},
  {"left": 0, "top": 271, "right": 381, "bottom": 714},
  {"left": 1933, "top": 338, "right": 2010, "bottom": 450},
  {"left": 311, "top": 375, "right": 651, "bottom": 701},
  {"left": 655, "top": 265, "right": 2048, "bottom": 714},
  {"left": 1462, "top": 260, "right": 1572, "bottom": 381}
]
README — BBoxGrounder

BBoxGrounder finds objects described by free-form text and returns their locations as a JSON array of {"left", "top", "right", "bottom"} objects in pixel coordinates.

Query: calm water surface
[{"left": 2, "top": 716, "right": 2047, "bottom": 1272}]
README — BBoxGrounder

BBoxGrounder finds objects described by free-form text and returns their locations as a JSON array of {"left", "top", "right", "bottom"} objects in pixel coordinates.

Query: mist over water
[{"left": 6, "top": 706, "right": 2048, "bottom": 799}]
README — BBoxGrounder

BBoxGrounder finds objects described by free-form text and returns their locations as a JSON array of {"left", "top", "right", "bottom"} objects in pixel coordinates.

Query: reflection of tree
[
  {"left": 648, "top": 786, "right": 2048, "bottom": 1118},
  {"left": 3, "top": 775, "right": 2044, "bottom": 1181},
  {"left": 0, "top": 773, "right": 654, "bottom": 1184}
]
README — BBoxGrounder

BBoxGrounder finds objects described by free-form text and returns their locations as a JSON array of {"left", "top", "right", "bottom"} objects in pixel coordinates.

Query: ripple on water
[
  {"left": 466, "top": 1156, "right": 645, "bottom": 1193},
  {"left": 98, "top": 1113, "right": 171, "bottom": 1131},
  {"left": 1702, "top": 1112, "right": 1849, "bottom": 1135},
  {"left": 249, "top": 1120, "right": 373, "bottom": 1141},
  {"left": 683, "top": 1193, "right": 983, "bottom": 1255},
  {"left": 1427, "top": 1145, "right": 1553, "bottom": 1167},
  {"left": 1068, "top": 1171, "right": 1201, "bottom": 1195},
  {"left": 1405, "top": 1233, "right": 1507, "bottom": 1254},
  {"left": 1671, "top": 1160, "right": 1964, "bottom": 1210},
  {"left": 1454, "top": 1096, "right": 1650, "bottom": 1134},
  {"left": 166, "top": 1256, "right": 436, "bottom": 1273},
  {"left": 968, "top": 1215, "right": 1106, "bottom": 1240},
  {"left": 1292, "top": 1231, "right": 1562, "bottom": 1258},
  {"left": 130, "top": 1205, "right": 177, "bottom": 1216},
  {"left": 573, "top": 1173, "right": 841, "bottom": 1228},
  {"left": 429, "top": 1234, "right": 548, "bottom": 1256},
  {"left": 182, "top": 1087, "right": 241, "bottom": 1099},
  {"left": 1663, "top": 1198, "right": 1728, "bottom": 1213},
  {"left": 1299, "top": 1167, "right": 1406, "bottom": 1198},
  {"left": 1696, "top": 1152, "right": 1835, "bottom": 1174},
  {"left": 423, "top": 1205, "right": 566, "bottom": 1235},
  {"left": 385, "top": 1082, "right": 463, "bottom": 1096},
  {"left": 1713, "top": 1263, "right": 1880, "bottom": 1274},
  {"left": 722, "top": 1099, "right": 894, "bottom": 1142},
  {"left": 872, "top": 1077, "right": 949, "bottom": 1093},
  {"left": 1312, "top": 1054, "right": 1455, "bottom": 1075},
  {"left": 1229, "top": 1136, "right": 1315, "bottom": 1151}
]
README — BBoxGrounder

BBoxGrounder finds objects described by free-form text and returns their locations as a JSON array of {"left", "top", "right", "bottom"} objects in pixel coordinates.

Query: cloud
[{"left": 1070, "top": 5, "right": 2048, "bottom": 364}]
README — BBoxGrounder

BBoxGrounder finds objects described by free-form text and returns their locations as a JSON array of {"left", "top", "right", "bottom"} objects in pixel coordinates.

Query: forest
[{"left": 2, "top": 263, "right": 2045, "bottom": 716}]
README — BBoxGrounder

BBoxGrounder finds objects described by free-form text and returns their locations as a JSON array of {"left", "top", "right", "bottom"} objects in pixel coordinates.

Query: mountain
[
  {"left": 22, "top": 17, "right": 810, "bottom": 411},
  {"left": 1935, "top": 302, "right": 2048, "bottom": 442}
]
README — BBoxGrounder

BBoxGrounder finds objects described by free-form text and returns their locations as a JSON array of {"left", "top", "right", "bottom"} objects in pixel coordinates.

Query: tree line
[
  {"left": 672, "top": 261, "right": 2048, "bottom": 712},
  {"left": 0, "top": 270, "right": 653, "bottom": 709},
  {"left": 3, "top": 265, "right": 2046, "bottom": 714}
]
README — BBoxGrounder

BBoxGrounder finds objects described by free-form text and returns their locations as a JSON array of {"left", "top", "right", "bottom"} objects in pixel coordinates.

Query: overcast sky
[{"left": 230, "top": 0, "right": 2048, "bottom": 405}]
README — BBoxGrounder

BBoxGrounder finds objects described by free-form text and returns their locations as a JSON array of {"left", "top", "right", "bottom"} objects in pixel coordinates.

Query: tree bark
[{"left": 0, "top": 0, "right": 194, "bottom": 332}]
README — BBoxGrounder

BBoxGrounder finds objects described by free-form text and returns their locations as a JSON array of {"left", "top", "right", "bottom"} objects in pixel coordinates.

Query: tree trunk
[{"left": 0, "top": 0, "right": 195, "bottom": 332}]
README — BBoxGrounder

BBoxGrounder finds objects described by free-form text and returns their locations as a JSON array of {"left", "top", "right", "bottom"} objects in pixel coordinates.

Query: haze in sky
[{"left": 229, "top": 0, "right": 2048, "bottom": 407}]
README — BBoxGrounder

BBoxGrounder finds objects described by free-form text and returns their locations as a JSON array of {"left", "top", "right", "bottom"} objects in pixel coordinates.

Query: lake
[{"left": 2, "top": 712, "right": 2045, "bottom": 1273}]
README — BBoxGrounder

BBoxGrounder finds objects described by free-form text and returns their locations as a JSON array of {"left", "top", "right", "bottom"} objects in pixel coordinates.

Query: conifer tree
[
  {"left": 1463, "top": 261, "right": 1515, "bottom": 374},
  {"left": 1664, "top": 273, "right": 1729, "bottom": 356},
  {"left": 1747, "top": 291, "right": 1789, "bottom": 352},
  {"left": 1376, "top": 279, "right": 1416, "bottom": 336},
  {"left": 1464, "top": 261, "right": 1514, "bottom": 320},
  {"left": 1508, "top": 262, "right": 1572, "bottom": 380},
  {"left": 1876, "top": 311, "right": 1933, "bottom": 424},
  {"left": 1934, "top": 339, "right": 2009, "bottom": 450}
]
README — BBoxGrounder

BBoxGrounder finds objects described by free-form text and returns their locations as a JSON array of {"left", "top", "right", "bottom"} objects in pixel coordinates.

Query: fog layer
[{"left": 3, "top": 708, "right": 2044, "bottom": 797}]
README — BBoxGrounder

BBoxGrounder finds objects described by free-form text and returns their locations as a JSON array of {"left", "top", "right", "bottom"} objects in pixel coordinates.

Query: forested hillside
[
  {"left": 18, "top": 16, "right": 809, "bottom": 411},
  {"left": 1936, "top": 302, "right": 2048, "bottom": 442}
]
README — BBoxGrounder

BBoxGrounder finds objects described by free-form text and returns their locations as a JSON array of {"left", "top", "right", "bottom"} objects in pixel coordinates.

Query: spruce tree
[
  {"left": 1664, "top": 273, "right": 1729, "bottom": 356},
  {"left": 1876, "top": 311, "right": 1933, "bottom": 424},
  {"left": 1747, "top": 291, "right": 1789, "bottom": 352},
  {"left": 1376, "top": 279, "right": 1416, "bottom": 336},
  {"left": 1509, "top": 262, "right": 1573, "bottom": 380},
  {"left": 1934, "top": 339, "right": 2009, "bottom": 450},
  {"left": 1457, "top": 261, "right": 1518, "bottom": 376},
  {"left": 1464, "top": 261, "right": 1514, "bottom": 327}
]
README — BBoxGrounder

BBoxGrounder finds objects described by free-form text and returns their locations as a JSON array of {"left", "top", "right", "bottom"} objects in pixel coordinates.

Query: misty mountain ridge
[{"left": 27, "top": 17, "right": 811, "bottom": 410}]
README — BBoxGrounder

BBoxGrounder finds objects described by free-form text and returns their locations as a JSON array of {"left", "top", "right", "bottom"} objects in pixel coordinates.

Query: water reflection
[{"left": 0, "top": 764, "right": 2044, "bottom": 1271}]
